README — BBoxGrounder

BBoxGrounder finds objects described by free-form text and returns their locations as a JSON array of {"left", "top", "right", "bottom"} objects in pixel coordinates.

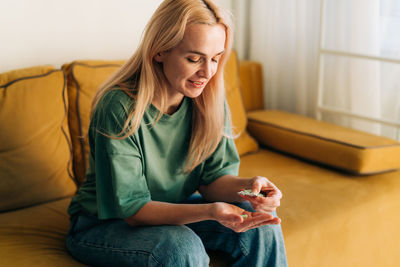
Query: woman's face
[{"left": 155, "top": 23, "right": 226, "bottom": 102}]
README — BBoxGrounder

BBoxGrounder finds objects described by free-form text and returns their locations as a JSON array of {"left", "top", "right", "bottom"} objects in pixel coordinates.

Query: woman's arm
[
  {"left": 199, "top": 175, "right": 282, "bottom": 213},
  {"left": 199, "top": 175, "right": 252, "bottom": 203},
  {"left": 124, "top": 201, "right": 214, "bottom": 226},
  {"left": 124, "top": 200, "right": 280, "bottom": 232}
]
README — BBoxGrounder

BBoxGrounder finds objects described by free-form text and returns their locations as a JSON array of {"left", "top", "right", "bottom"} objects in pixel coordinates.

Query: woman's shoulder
[
  {"left": 92, "top": 87, "right": 136, "bottom": 125},
  {"left": 98, "top": 87, "right": 135, "bottom": 111},
  {"left": 102, "top": 87, "right": 134, "bottom": 105}
]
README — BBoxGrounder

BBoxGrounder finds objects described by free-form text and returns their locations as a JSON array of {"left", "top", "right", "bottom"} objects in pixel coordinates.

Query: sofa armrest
[
  {"left": 247, "top": 109, "right": 400, "bottom": 175},
  {"left": 239, "top": 61, "right": 264, "bottom": 112}
]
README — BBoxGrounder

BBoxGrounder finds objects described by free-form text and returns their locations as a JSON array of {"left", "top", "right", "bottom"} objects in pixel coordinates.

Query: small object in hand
[
  {"left": 238, "top": 189, "right": 266, "bottom": 198},
  {"left": 241, "top": 214, "right": 249, "bottom": 219}
]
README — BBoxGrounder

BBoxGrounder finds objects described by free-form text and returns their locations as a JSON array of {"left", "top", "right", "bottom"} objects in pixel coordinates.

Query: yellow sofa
[{"left": 1, "top": 51, "right": 400, "bottom": 267}]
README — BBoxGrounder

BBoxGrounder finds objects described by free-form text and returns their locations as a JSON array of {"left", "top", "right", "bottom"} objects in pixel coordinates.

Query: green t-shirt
[{"left": 68, "top": 89, "right": 240, "bottom": 219}]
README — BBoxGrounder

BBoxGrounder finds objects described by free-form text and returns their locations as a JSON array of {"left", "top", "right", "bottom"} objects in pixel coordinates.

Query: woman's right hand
[{"left": 211, "top": 202, "right": 281, "bottom": 233}]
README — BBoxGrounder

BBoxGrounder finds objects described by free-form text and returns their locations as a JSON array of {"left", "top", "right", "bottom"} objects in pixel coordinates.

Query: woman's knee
[
  {"left": 66, "top": 217, "right": 209, "bottom": 267},
  {"left": 238, "top": 224, "right": 287, "bottom": 266},
  {"left": 152, "top": 225, "right": 209, "bottom": 267}
]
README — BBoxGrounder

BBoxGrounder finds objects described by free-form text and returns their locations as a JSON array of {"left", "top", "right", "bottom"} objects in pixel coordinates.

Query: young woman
[{"left": 66, "top": 0, "right": 288, "bottom": 266}]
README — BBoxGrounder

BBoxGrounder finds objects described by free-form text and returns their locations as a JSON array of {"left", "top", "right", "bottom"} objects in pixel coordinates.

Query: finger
[
  {"left": 256, "top": 206, "right": 276, "bottom": 213},
  {"left": 228, "top": 214, "right": 244, "bottom": 223},
  {"left": 266, "top": 183, "right": 283, "bottom": 197},
  {"left": 251, "top": 180, "right": 263, "bottom": 195},
  {"left": 249, "top": 217, "right": 281, "bottom": 230},
  {"left": 235, "top": 215, "right": 266, "bottom": 230},
  {"left": 271, "top": 217, "right": 281, "bottom": 224},
  {"left": 237, "top": 215, "right": 280, "bottom": 232},
  {"left": 251, "top": 195, "right": 281, "bottom": 208},
  {"left": 242, "top": 213, "right": 274, "bottom": 227},
  {"left": 263, "top": 188, "right": 281, "bottom": 198},
  {"left": 266, "top": 189, "right": 282, "bottom": 199},
  {"left": 219, "top": 210, "right": 244, "bottom": 224},
  {"left": 250, "top": 215, "right": 281, "bottom": 227},
  {"left": 240, "top": 195, "right": 278, "bottom": 210},
  {"left": 252, "top": 202, "right": 276, "bottom": 212},
  {"left": 260, "top": 185, "right": 275, "bottom": 191},
  {"left": 264, "top": 217, "right": 281, "bottom": 225},
  {"left": 259, "top": 182, "right": 280, "bottom": 194},
  {"left": 235, "top": 218, "right": 260, "bottom": 233},
  {"left": 238, "top": 194, "right": 259, "bottom": 202},
  {"left": 263, "top": 197, "right": 281, "bottom": 208}
]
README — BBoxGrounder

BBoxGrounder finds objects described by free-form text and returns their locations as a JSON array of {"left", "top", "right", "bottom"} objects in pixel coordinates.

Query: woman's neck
[{"left": 152, "top": 93, "right": 185, "bottom": 115}]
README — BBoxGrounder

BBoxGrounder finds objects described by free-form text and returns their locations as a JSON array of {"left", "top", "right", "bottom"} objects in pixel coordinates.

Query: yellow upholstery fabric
[
  {"left": 238, "top": 61, "right": 264, "bottom": 111},
  {"left": 240, "top": 149, "right": 400, "bottom": 267},
  {"left": 62, "top": 61, "right": 125, "bottom": 184},
  {"left": 248, "top": 110, "right": 400, "bottom": 174},
  {"left": 0, "top": 66, "right": 76, "bottom": 211},
  {"left": 224, "top": 51, "right": 259, "bottom": 155},
  {"left": 0, "top": 197, "right": 86, "bottom": 267}
]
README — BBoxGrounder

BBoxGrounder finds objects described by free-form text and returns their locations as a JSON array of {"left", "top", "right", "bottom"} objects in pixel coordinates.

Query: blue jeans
[{"left": 66, "top": 195, "right": 288, "bottom": 267}]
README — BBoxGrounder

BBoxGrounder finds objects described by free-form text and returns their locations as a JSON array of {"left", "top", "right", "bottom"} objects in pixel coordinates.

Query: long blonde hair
[{"left": 92, "top": 0, "right": 233, "bottom": 172}]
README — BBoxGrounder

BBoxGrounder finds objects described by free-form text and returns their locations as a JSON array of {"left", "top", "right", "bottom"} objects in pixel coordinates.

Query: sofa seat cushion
[
  {"left": 0, "top": 197, "right": 85, "bottom": 266},
  {"left": 0, "top": 197, "right": 230, "bottom": 267},
  {"left": 239, "top": 148, "right": 400, "bottom": 267},
  {"left": 0, "top": 66, "right": 77, "bottom": 211},
  {"left": 247, "top": 110, "right": 400, "bottom": 174}
]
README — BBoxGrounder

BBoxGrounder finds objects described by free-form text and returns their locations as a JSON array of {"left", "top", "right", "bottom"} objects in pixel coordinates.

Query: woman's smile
[{"left": 188, "top": 79, "right": 206, "bottom": 88}]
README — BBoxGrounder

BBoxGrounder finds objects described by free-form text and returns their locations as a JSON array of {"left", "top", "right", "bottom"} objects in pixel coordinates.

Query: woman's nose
[{"left": 198, "top": 61, "right": 212, "bottom": 79}]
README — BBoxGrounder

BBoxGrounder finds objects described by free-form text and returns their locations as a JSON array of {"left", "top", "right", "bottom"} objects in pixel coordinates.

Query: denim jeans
[{"left": 66, "top": 195, "right": 288, "bottom": 267}]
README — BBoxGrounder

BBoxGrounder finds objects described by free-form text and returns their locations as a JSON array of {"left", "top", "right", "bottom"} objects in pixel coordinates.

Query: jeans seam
[
  {"left": 68, "top": 236, "right": 162, "bottom": 265},
  {"left": 238, "top": 236, "right": 249, "bottom": 257}
]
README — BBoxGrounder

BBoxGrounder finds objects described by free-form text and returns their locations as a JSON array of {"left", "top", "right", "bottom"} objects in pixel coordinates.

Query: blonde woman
[{"left": 66, "top": 0, "right": 287, "bottom": 266}]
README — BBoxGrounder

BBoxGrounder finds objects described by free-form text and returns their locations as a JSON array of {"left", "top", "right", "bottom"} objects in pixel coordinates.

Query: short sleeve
[
  {"left": 91, "top": 91, "right": 151, "bottom": 219},
  {"left": 201, "top": 104, "right": 240, "bottom": 185}
]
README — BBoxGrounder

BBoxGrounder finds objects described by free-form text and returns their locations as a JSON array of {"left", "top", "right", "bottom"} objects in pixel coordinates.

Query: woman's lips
[{"left": 188, "top": 80, "right": 206, "bottom": 88}]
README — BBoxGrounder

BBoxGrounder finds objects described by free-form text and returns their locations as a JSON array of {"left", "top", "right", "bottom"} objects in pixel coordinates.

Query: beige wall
[{"left": 0, "top": 0, "right": 232, "bottom": 73}]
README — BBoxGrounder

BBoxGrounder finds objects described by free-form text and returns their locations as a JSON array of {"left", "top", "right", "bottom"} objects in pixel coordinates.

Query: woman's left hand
[{"left": 239, "top": 176, "right": 283, "bottom": 213}]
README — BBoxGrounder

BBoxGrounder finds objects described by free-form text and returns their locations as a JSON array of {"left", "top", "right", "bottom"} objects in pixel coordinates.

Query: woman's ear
[{"left": 154, "top": 52, "right": 164, "bottom": 63}]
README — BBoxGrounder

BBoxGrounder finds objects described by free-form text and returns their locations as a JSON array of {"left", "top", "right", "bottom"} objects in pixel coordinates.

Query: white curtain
[
  {"left": 322, "top": 0, "right": 381, "bottom": 134},
  {"left": 321, "top": 0, "right": 400, "bottom": 139},
  {"left": 239, "top": 0, "right": 321, "bottom": 117},
  {"left": 379, "top": 0, "right": 400, "bottom": 139},
  {"left": 236, "top": 0, "right": 400, "bottom": 140}
]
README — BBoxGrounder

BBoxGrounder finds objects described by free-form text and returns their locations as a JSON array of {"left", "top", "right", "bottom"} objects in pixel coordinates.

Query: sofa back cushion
[
  {"left": 62, "top": 61, "right": 125, "bottom": 185},
  {"left": 64, "top": 52, "right": 258, "bottom": 185},
  {"left": 248, "top": 110, "right": 400, "bottom": 174},
  {"left": 224, "top": 51, "right": 259, "bottom": 156},
  {"left": 0, "top": 66, "right": 77, "bottom": 211}
]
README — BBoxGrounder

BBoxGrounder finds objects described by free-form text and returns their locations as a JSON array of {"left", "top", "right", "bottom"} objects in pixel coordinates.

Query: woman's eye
[
  {"left": 187, "top": 57, "right": 200, "bottom": 63},
  {"left": 186, "top": 56, "right": 219, "bottom": 63}
]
